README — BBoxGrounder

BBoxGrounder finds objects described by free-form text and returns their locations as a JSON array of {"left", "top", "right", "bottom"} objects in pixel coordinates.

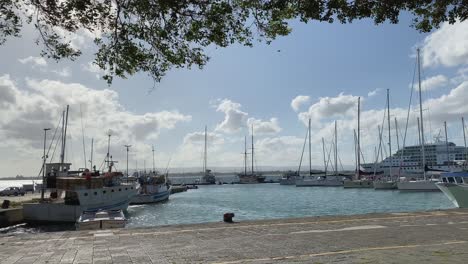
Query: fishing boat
[
  {"left": 130, "top": 146, "right": 171, "bottom": 204},
  {"left": 237, "top": 125, "right": 266, "bottom": 184},
  {"left": 76, "top": 209, "right": 126, "bottom": 230},
  {"left": 436, "top": 172, "right": 468, "bottom": 208},
  {"left": 296, "top": 119, "right": 344, "bottom": 187},
  {"left": 23, "top": 109, "right": 138, "bottom": 223}
]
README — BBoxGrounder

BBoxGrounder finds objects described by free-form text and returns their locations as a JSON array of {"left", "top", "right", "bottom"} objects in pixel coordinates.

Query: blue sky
[{"left": 1, "top": 14, "right": 468, "bottom": 176}]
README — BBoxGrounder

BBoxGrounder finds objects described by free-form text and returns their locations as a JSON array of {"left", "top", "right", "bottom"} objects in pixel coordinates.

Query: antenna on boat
[
  {"left": 387, "top": 89, "right": 392, "bottom": 180},
  {"left": 124, "top": 145, "right": 132, "bottom": 181},
  {"left": 417, "top": 48, "right": 427, "bottom": 180}
]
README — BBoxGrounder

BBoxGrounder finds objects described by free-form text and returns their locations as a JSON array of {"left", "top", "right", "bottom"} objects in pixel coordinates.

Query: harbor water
[{"left": 1, "top": 180, "right": 455, "bottom": 232}]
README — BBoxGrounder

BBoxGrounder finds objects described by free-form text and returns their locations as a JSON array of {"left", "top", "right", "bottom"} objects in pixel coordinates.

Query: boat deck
[{"left": 2, "top": 209, "right": 468, "bottom": 263}]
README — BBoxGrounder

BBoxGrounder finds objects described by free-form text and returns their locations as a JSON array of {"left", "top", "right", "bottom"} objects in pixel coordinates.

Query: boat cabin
[{"left": 440, "top": 172, "right": 468, "bottom": 184}]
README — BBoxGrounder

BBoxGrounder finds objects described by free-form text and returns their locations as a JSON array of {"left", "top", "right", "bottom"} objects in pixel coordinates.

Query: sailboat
[
  {"left": 201, "top": 126, "right": 216, "bottom": 184},
  {"left": 344, "top": 97, "right": 374, "bottom": 188},
  {"left": 23, "top": 106, "right": 139, "bottom": 222},
  {"left": 296, "top": 119, "right": 344, "bottom": 187},
  {"left": 397, "top": 48, "right": 440, "bottom": 191},
  {"left": 280, "top": 122, "right": 308, "bottom": 185},
  {"left": 237, "top": 125, "right": 266, "bottom": 184},
  {"left": 374, "top": 90, "right": 398, "bottom": 190}
]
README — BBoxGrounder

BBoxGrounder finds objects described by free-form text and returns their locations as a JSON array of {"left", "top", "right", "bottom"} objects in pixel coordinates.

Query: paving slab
[{"left": 2, "top": 209, "right": 468, "bottom": 263}]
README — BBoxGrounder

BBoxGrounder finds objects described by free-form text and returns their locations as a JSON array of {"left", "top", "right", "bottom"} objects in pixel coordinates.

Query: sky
[{"left": 1, "top": 14, "right": 468, "bottom": 177}]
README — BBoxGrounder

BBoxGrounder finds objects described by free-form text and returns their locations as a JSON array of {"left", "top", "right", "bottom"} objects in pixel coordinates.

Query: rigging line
[
  {"left": 400, "top": 58, "right": 418, "bottom": 174},
  {"left": 326, "top": 139, "right": 335, "bottom": 173},
  {"left": 297, "top": 125, "right": 309, "bottom": 175},
  {"left": 375, "top": 98, "right": 388, "bottom": 164},
  {"left": 80, "top": 104, "right": 87, "bottom": 169}
]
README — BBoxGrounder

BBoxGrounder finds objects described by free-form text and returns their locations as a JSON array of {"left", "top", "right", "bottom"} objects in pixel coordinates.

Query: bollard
[
  {"left": 223, "top": 212, "right": 235, "bottom": 223},
  {"left": 1, "top": 200, "right": 10, "bottom": 209}
]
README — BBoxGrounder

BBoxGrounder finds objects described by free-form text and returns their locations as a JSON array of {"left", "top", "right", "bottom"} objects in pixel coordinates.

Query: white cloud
[
  {"left": 18, "top": 56, "right": 47, "bottom": 67},
  {"left": 52, "top": 67, "right": 72, "bottom": 77},
  {"left": 82, "top": 62, "right": 106, "bottom": 79},
  {"left": 367, "top": 88, "right": 381, "bottom": 97},
  {"left": 298, "top": 93, "right": 360, "bottom": 125},
  {"left": 421, "top": 21, "right": 468, "bottom": 68},
  {"left": 247, "top": 117, "right": 282, "bottom": 135},
  {"left": 0, "top": 75, "right": 191, "bottom": 174},
  {"left": 291, "top": 95, "right": 310, "bottom": 112},
  {"left": 410, "top": 74, "right": 448, "bottom": 91},
  {"left": 214, "top": 99, "right": 248, "bottom": 133}
]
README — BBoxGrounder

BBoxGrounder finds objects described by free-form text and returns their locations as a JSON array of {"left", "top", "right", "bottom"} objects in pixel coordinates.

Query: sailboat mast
[
  {"left": 334, "top": 120, "right": 338, "bottom": 176},
  {"left": 463, "top": 117, "right": 467, "bottom": 166},
  {"left": 308, "top": 118, "right": 312, "bottom": 175},
  {"left": 395, "top": 118, "right": 400, "bottom": 150},
  {"left": 357, "top": 97, "right": 361, "bottom": 179},
  {"left": 62, "top": 105, "right": 69, "bottom": 164},
  {"left": 90, "top": 138, "right": 94, "bottom": 170},
  {"left": 244, "top": 136, "right": 247, "bottom": 176},
  {"left": 444, "top": 121, "right": 450, "bottom": 170},
  {"left": 387, "top": 89, "right": 392, "bottom": 178},
  {"left": 60, "top": 110, "right": 65, "bottom": 164},
  {"left": 106, "top": 131, "right": 111, "bottom": 168},
  {"left": 251, "top": 124, "right": 254, "bottom": 174},
  {"left": 417, "top": 48, "right": 427, "bottom": 180},
  {"left": 204, "top": 125, "right": 207, "bottom": 173},
  {"left": 322, "top": 137, "right": 327, "bottom": 176},
  {"left": 152, "top": 145, "right": 155, "bottom": 173}
]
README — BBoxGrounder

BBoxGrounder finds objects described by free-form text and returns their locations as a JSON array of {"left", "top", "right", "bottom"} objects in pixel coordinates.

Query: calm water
[
  {"left": 0, "top": 180, "right": 455, "bottom": 233},
  {"left": 126, "top": 183, "right": 454, "bottom": 228}
]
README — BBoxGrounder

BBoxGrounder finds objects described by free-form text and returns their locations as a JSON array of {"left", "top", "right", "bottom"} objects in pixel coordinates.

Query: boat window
[
  {"left": 442, "top": 177, "right": 447, "bottom": 183},
  {"left": 125, "top": 188, "right": 128, "bottom": 190},
  {"left": 103, "top": 191, "right": 106, "bottom": 194},
  {"left": 131, "top": 187, "right": 133, "bottom": 189},
  {"left": 84, "top": 193, "right": 88, "bottom": 196},
  {"left": 94, "top": 192, "right": 98, "bottom": 195},
  {"left": 456, "top": 177, "right": 463, "bottom": 184},
  {"left": 111, "top": 189, "right": 114, "bottom": 192},
  {"left": 119, "top": 188, "right": 121, "bottom": 191},
  {"left": 448, "top": 177, "right": 455, "bottom": 183}
]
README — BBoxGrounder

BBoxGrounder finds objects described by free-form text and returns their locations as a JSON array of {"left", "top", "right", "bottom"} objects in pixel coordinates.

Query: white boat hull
[
  {"left": 130, "top": 188, "right": 171, "bottom": 204},
  {"left": 436, "top": 183, "right": 468, "bottom": 208},
  {"left": 373, "top": 181, "right": 397, "bottom": 190},
  {"left": 279, "top": 178, "right": 296, "bottom": 185},
  {"left": 397, "top": 181, "right": 440, "bottom": 191},
  {"left": 23, "top": 183, "right": 138, "bottom": 223},
  {"left": 343, "top": 180, "right": 373, "bottom": 188},
  {"left": 296, "top": 176, "right": 343, "bottom": 187}
]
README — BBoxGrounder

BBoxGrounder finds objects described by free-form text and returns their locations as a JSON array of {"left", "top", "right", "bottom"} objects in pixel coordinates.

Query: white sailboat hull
[
  {"left": 373, "top": 181, "right": 397, "bottom": 190},
  {"left": 296, "top": 176, "right": 343, "bottom": 187},
  {"left": 397, "top": 180, "right": 440, "bottom": 191},
  {"left": 436, "top": 183, "right": 468, "bottom": 208}
]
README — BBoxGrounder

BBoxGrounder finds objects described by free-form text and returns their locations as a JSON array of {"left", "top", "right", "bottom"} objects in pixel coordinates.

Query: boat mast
[
  {"left": 463, "top": 117, "right": 467, "bottom": 167},
  {"left": 244, "top": 136, "right": 247, "bottom": 176},
  {"left": 308, "top": 118, "right": 312, "bottom": 175},
  {"left": 395, "top": 118, "right": 400, "bottom": 150},
  {"left": 357, "top": 97, "right": 361, "bottom": 179},
  {"left": 152, "top": 145, "right": 156, "bottom": 173},
  {"left": 106, "top": 131, "right": 111, "bottom": 169},
  {"left": 60, "top": 110, "right": 65, "bottom": 163},
  {"left": 90, "top": 138, "right": 94, "bottom": 171},
  {"left": 387, "top": 89, "right": 392, "bottom": 179},
  {"left": 251, "top": 124, "right": 254, "bottom": 174},
  {"left": 444, "top": 121, "right": 450, "bottom": 171},
  {"left": 417, "top": 117, "right": 422, "bottom": 172},
  {"left": 204, "top": 125, "right": 207, "bottom": 173},
  {"left": 322, "top": 137, "right": 327, "bottom": 176},
  {"left": 334, "top": 120, "right": 338, "bottom": 176},
  {"left": 60, "top": 105, "right": 69, "bottom": 165},
  {"left": 417, "top": 48, "right": 427, "bottom": 180}
]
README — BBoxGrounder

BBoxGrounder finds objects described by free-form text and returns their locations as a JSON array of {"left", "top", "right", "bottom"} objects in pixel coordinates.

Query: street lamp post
[
  {"left": 124, "top": 145, "right": 132, "bottom": 182},
  {"left": 41, "top": 128, "right": 51, "bottom": 201}
]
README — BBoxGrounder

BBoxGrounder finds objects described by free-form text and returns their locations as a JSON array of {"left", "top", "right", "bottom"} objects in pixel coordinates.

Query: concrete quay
[{"left": 2, "top": 209, "right": 468, "bottom": 263}]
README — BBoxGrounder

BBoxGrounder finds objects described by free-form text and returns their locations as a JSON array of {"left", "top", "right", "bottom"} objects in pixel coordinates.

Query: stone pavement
[{"left": 2, "top": 209, "right": 468, "bottom": 263}]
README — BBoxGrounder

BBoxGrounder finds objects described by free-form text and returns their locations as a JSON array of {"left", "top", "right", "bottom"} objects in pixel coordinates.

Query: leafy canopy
[{"left": 1, "top": 1, "right": 467, "bottom": 84}]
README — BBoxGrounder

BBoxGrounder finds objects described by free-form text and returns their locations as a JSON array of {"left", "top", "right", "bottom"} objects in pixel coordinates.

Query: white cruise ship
[{"left": 362, "top": 139, "right": 467, "bottom": 175}]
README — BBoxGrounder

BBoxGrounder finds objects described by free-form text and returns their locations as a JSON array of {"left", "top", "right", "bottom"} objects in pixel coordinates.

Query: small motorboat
[{"left": 76, "top": 210, "right": 126, "bottom": 230}]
